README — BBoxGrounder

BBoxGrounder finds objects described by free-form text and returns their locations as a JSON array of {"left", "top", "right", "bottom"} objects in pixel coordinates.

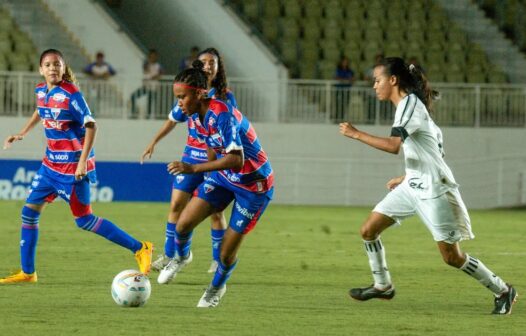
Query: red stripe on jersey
[
  {"left": 59, "top": 81, "right": 79, "bottom": 94},
  {"left": 219, "top": 171, "right": 274, "bottom": 193},
  {"left": 238, "top": 151, "right": 269, "bottom": 174},
  {"left": 42, "top": 157, "right": 95, "bottom": 175},
  {"left": 233, "top": 108, "right": 243, "bottom": 123},
  {"left": 46, "top": 98, "right": 69, "bottom": 110},
  {"left": 208, "top": 99, "right": 229, "bottom": 117},
  {"left": 245, "top": 124, "right": 257, "bottom": 144},
  {"left": 187, "top": 136, "right": 206, "bottom": 149},
  {"left": 47, "top": 138, "right": 83, "bottom": 151}
]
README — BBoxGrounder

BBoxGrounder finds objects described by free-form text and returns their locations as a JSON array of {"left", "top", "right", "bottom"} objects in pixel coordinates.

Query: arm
[
  {"left": 167, "top": 150, "right": 243, "bottom": 175},
  {"left": 140, "top": 119, "right": 177, "bottom": 163},
  {"left": 339, "top": 122, "right": 402, "bottom": 154},
  {"left": 386, "top": 175, "right": 405, "bottom": 190},
  {"left": 3, "top": 110, "right": 40, "bottom": 150},
  {"left": 207, "top": 147, "right": 217, "bottom": 162},
  {"left": 75, "top": 122, "right": 96, "bottom": 181}
]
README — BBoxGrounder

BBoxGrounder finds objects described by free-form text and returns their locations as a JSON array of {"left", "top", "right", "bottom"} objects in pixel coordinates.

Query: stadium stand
[
  {"left": 0, "top": 8, "right": 38, "bottom": 72},
  {"left": 228, "top": 0, "right": 509, "bottom": 82}
]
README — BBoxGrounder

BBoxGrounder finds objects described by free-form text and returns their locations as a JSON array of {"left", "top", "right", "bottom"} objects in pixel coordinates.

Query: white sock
[
  {"left": 460, "top": 254, "right": 508, "bottom": 296},
  {"left": 363, "top": 237, "right": 392, "bottom": 289}
]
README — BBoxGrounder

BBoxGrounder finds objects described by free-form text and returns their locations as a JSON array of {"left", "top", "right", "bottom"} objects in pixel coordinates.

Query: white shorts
[{"left": 373, "top": 180, "right": 474, "bottom": 244}]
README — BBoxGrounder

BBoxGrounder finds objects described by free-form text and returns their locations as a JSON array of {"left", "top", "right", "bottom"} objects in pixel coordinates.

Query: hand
[
  {"left": 339, "top": 122, "right": 360, "bottom": 139},
  {"left": 75, "top": 160, "right": 88, "bottom": 181},
  {"left": 386, "top": 176, "right": 405, "bottom": 190},
  {"left": 167, "top": 161, "right": 194, "bottom": 175},
  {"left": 3, "top": 134, "right": 24, "bottom": 150},
  {"left": 140, "top": 144, "right": 155, "bottom": 164}
]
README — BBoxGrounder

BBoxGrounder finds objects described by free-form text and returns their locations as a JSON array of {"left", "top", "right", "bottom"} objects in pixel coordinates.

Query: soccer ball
[{"left": 111, "top": 270, "right": 151, "bottom": 307}]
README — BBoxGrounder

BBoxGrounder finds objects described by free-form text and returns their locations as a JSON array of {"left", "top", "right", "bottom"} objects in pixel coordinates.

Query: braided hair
[
  {"left": 173, "top": 59, "right": 209, "bottom": 91},
  {"left": 39, "top": 49, "right": 78, "bottom": 86},
  {"left": 377, "top": 57, "right": 439, "bottom": 112},
  {"left": 197, "top": 47, "right": 228, "bottom": 101}
]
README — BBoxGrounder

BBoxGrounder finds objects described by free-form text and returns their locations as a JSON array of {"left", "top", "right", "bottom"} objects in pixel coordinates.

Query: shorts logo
[
  {"left": 235, "top": 203, "right": 255, "bottom": 219},
  {"left": 204, "top": 183, "right": 215, "bottom": 193},
  {"left": 236, "top": 219, "right": 244, "bottom": 227},
  {"left": 176, "top": 175, "right": 185, "bottom": 184},
  {"left": 57, "top": 189, "right": 71, "bottom": 200},
  {"left": 449, "top": 230, "right": 456, "bottom": 237}
]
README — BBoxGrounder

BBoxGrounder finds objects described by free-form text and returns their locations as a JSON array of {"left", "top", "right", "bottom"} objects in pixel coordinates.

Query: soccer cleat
[
  {"left": 197, "top": 284, "right": 227, "bottom": 308},
  {"left": 157, "top": 251, "right": 193, "bottom": 284},
  {"left": 134, "top": 241, "right": 154, "bottom": 275},
  {"left": 207, "top": 260, "right": 219, "bottom": 273},
  {"left": 349, "top": 284, "right": 395, "bottom": 301},
  {"left": 151, "top": 254, "right": 171, "bottom": 272},
  {"left": 492, "top": 284, "right": 518, "bottom": 315},
  {"left": 0, "top": 270, "right": 37, "bottom": 284}
]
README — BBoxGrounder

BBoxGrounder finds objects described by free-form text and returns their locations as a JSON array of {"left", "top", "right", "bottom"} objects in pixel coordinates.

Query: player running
[
  {"left": 339, "top": 57, "right": 517, "bottom": 315},
  {"left": 141, "top": 48, "right": 237, "bottom": 276},
  {"left": 0, "top": 49, "right": 152, "bottom": 284},
  {"left": 159, "top": 59, "right": 274, "bottom": 307}
]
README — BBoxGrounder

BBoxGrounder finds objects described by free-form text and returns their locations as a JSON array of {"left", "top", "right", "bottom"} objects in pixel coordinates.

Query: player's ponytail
[
  {"left": 198, "top": 47, "right": 229, "bottom": 101},
  {"left": 173, "top": 59, "right": 208, "bottom": 90},
  {"left": 378, "top": 57, "right": 439, "bottom": 112},
  {"left": 39, "top": 48, "right": 79, "bottom": 87}
]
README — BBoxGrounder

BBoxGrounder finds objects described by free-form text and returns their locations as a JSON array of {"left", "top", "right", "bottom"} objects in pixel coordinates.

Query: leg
[
  {"left": 209, "top": 210, "right": 227, "bottom": 272},
  {"left": 165, "top": 189, "right": 191, "bottom": 258}
]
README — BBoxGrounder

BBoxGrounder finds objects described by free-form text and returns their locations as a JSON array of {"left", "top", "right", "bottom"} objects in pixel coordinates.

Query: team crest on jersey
[
  {"left": 51, "top": 108, "right": 61, "bottom": 120},
  {"left": 37, "top": 91, "right": 46, "bottom": 99},
  {"left": 204, "top": 183, "right": 215, "bottom": 193},
  {"left": 176, "top": 175, "right": 185, "bottom": 184},
  {"left": 52, "top": 93, "right": 66, "bottom": 102}
]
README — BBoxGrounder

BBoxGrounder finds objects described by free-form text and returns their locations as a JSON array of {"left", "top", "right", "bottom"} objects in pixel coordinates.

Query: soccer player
[
  {"left": 141, "top": 48, "right": 237, "bottom": 276},
  {"left": 339, "top": 57, "right": 517, "bottom": 315},
  {"left": 159, "top": 59, "right": 274, "bottom": 307},
  {"left": 0, "top": 49, "right": 153, "bottom": 284}
]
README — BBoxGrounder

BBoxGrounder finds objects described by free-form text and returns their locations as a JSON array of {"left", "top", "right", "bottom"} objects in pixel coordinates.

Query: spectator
[
  {"left": 179, "top": 46, "right": 199, "bottom": 71},
  {"left": 131, "top": 49, "right": 164, "bottom": 118},
  {"left": 83, "top": 52, "right": 116, "bottom": 80},
  {"left": 333, "top": 56, "right": 355, "bottom": 121}
]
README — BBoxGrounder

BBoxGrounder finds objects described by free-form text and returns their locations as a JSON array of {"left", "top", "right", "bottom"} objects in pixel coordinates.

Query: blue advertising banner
[{"left": 0, "top": 159, "right": 173, "bottom": 202}]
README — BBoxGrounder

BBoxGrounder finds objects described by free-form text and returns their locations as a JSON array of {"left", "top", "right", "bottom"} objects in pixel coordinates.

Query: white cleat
[
  {"left": 207, "top": 260, "right": 219, "bottom": 273},
  {"left": 151, "top": 254, "right": 171, "bottom": 272},
  {"left": 157, "top": 251, "right": 193, "bottom": 284},
  {"left": 197, "top": 284, "right": 226, "bottom": 308}
]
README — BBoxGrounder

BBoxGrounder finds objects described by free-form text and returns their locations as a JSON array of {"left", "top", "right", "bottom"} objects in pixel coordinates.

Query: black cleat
[
  {"left": 349, "top": 284, "right": 395, "bottom": 301},
  {"left": 492, "top": 284, "right": 518, "bottom": 315}
]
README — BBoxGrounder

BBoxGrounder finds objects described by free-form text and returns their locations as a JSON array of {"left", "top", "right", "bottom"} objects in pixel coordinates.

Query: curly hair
[
  {"left": 173, "top": 59, "right": 208, "bottom": 90},
  {"left": 197, "top": 47, "right": 228, "bottom": 101}
]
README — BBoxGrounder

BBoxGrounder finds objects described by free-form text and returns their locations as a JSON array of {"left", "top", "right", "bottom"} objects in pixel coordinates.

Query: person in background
[
  {"left": 83, "top": 51, "right": 116, "bottom": 80},
  {"left": 131, "top": 49, "right": 165, "bottom": 118},
  {"left": 333, "top": 56, "right": 355, "bottom": 122},
  {"left": 0, "top": 49, "right": 153, "bottom": 284},
  {"left": 141, "top": 48, "right": 237, "bottom": 277},
  {"left": 179, "top": 46, "right": 200, "bottom": 71},
  {"left": 339, "top": 56, "right": 517, "bottom": 315}
]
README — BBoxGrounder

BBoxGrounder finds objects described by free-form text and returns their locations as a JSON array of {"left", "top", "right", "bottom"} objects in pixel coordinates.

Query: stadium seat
[
  {"left": 304, "top": 0, "right": 323, "bottom": 19},
  {"left": 302, "top": 19, "right": 322, "bottom": 40},
  {"left": 322, "top": 21, "right": 342, "bottom": 40},
  {"left": 280, "top": 17, "right": 300, "bottom": 39},
  {"left": 298, "top": 61, "right": 318, "bottom": 79},
  {"left": 262, "top": 0, "right": 280, "bottom": 18},
  {"left": 242, "top": 0, "right": 260, "bottom": 21},
  {"left": 261, "top": 18, "right": 280, "bottom": 43},
  {"left": 299, "top": 40, "right": 320, "bottom": 62},
  {"left": 318, "top": 59, "right": 336, "bottom": 79},
  {"left": 282, "top": 0, "right": 302, "bottom": 18}
]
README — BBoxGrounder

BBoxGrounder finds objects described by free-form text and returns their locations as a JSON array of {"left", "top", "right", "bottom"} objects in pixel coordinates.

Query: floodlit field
[{"left": 0, "top": 201, "right": 524, "bottom": 335}]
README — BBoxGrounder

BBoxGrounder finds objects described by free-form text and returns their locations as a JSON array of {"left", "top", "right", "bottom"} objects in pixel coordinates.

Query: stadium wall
[{"left": 1, "top": 117, "right": 525, "bottom": 208}]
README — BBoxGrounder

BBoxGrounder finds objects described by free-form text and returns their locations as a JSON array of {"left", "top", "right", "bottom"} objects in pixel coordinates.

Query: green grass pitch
[{"left": 0, "top": 201, "right": 524, "bottom": 335}]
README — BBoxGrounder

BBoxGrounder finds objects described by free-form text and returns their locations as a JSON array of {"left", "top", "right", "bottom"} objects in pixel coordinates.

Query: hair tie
[{"left": 408, "top": 64, "right": 416, "bottom": 72}]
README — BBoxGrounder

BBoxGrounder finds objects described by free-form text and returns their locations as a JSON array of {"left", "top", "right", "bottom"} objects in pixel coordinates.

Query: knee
[
  {"left": 75, "top": 214, "right": 98, "bottom": 231},
  {"left": 360, "top": 224, "right": 379, "bottom": 241},
  {"left": 220, "top": 252, "right": 237, "bottom": 267},
  {"left": 441, "top": 252, "right": 465, "bottom": 268},
  {"left": 169, "top": 200, "right": 186, "bottom": 215}
]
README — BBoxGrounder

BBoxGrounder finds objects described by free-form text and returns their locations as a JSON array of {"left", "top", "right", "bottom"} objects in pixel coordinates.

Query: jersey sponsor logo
[
  {"left": 53, "top": 93, "right": 66, "bottom": 102},
  {"left": 51, "top": 108, "right": 61, "bottom": 120},
  {"left": 48, "top": 153, "right": 69, "bottom": 161},
  {"left": 46, "top": 120, "right": 64, "bottom": 130},
  {"left": 408, "top": 177, "right": 426, "bottom": 190},
  {"left": 226, "top": 173, "right": 240, "bottom": 183},
  {"left": 176, "top": 175, "right": 185, "bottom": 184},
  {"left": 235, "top": 202, "right": 255, "bottom": 219},
  {"left": 37, "top": 91, "right": 46, "bottom": 99}
]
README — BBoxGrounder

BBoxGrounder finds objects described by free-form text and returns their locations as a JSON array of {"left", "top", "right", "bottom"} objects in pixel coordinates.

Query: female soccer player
[
  {"left": 339, "top": 57, "right": 517, "bottom": 315},
  {"left": 0, "top": 49, "right": 153, "bottom": 284},
  {"left": 158, "top": 59, "right": 273, "bottom": 307},
  {"left": 141, "top": 48, "right": 237, "bottom": 276}
]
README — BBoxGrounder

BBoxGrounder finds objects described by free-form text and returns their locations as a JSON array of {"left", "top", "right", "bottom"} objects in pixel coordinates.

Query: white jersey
[{"left": 391, "top": 94, "right": 458, "bottom": 199}]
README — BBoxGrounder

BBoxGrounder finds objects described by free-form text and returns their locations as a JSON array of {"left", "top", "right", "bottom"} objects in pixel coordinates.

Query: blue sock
[
  {"left": 20, "top": 206, "right": 40, "bottom": 274},
  {"left": 211, "top": 229, "right": 225, "bottom": 262},
  {"left": 174, "top": 230, "right": 193, "bottom": 258},
  {"left": 212, "top": 259, "right": 238, "bottom": 288},
  {"left": 165, "top": 222, "right": 176, "bottom": 258},
  {"left": 75, "top": 214, "right": 142, "bottom": 252}
]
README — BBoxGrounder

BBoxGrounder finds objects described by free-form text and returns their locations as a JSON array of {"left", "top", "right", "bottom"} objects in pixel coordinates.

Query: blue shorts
[
  {"left": 172, "top": 172, "right": 205, "bottom": 194},
  {"left": 196, "top": 173, "right": 272, "bottom": 234},
  {"left": 26, "top": 171, "right": 93, "bottom": 217}
]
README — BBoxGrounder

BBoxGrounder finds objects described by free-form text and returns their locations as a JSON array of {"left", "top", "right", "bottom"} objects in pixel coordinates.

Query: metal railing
[{"left": 1, "top": 71, "right": 525, "bottom": 127}]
